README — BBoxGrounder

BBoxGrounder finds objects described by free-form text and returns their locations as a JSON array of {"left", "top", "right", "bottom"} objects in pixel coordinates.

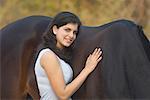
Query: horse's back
[{"left": 72, "top": 20, "right": 150, "bottom": 99}]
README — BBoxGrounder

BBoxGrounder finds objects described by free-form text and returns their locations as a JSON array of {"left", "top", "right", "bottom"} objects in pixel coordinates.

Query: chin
[
  {"left": 63, "top": 41, "right": 74, "bottom": 47},
  {"left": 64, "top": 43, "right": 72, "bottom": 47},
  {"left": 65, "top": 45, "right": 71, "bottom": 47}
]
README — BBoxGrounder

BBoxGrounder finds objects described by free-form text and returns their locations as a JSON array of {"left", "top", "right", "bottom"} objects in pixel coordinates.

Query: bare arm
[{"left": 40, "top": 48, "right": 102, "bottom": 100}]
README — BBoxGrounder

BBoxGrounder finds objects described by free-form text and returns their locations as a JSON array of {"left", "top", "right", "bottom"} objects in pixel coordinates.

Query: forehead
[{"left": 61, "top": 23, "right": 78, "bottom": 30}]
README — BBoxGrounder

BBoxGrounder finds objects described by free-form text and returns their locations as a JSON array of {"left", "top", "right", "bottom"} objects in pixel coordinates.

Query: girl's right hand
[{"left": 84, "top": 48, "right": 102, "bottom": 74}]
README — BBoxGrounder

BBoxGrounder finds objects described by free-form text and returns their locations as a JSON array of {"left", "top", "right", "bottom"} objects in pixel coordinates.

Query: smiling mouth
[
  {"left": 64, "top": 38, "right": 73, "bottom": 43},
  {"left": 65, "top": 39, "right": 72, "bottom": 43}
]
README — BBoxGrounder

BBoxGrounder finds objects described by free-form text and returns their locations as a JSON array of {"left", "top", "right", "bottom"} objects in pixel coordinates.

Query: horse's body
[
  {"left": 1, "top": 16, "right": 150, "bottom": 99},
  {"left": 1, "top": 16, "right": 51, "bottom": 99}
]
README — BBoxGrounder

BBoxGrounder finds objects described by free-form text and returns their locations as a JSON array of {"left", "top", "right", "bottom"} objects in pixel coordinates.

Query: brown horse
[
  {"left": 1, "top": 16, "right": 51, "bottom": 99},
  {"left": 1, "top": 16, "right": 150, "bottom": 99}
]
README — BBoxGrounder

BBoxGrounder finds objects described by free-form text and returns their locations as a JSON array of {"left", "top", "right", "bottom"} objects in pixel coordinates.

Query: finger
[
  {"left": 96, "top": 52, "right": 101, "bottom": 59},
  {"left": 99, "top": 50, "right": 102, "bottom": 55},
  {"left": 97, "top": 56, "right": 102, "bottom": 62},
  {"left": 95, "top": 48, "right": 101, "bottom": 56},
  {"left": 92, "top": 48, "right": 97, "bottom": 55},
  {"left": 95, "top": 50, "right": 102, "bottom": 59},
  {"left": 98, "top": 48, "right": 101, "bottom": 52},
  {"left": 92, "top": 48, "right": 98, "bottom": 56}
]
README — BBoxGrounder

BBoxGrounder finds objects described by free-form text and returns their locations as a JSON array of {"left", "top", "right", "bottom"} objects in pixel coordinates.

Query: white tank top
[{"left": 34, "top": 48, "right": 73, "bottom": 100}]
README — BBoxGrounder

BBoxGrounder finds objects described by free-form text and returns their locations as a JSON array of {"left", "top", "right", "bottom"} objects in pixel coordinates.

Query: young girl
[{"left": 34, "top": 11, "right": 102, "bottom": 100}]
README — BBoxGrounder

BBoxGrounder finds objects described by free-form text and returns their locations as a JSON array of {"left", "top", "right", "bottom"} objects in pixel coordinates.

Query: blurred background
[{"left": 0, "top": 0, "right": 150, "bottom": 39}]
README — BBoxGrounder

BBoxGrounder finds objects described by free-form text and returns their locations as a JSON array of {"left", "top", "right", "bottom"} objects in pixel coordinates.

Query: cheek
[
  {"left": 60, "top": 30, "right": 68, "bottom": 37},
  {"left": 74, "top": 35, "right": 77, "bottom": 39},
  {"left": 57, "top": 30, "right": 66, "bottom": 38}
]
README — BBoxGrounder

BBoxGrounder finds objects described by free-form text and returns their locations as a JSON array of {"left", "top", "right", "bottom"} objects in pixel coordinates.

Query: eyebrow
[{"left": 65, "top": 27, "right": 77, "bottom": 31}]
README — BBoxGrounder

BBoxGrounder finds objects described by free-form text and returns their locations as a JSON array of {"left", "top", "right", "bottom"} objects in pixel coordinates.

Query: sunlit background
[{"left": 0, "top": 0, "right": 150, "bottom": 39}]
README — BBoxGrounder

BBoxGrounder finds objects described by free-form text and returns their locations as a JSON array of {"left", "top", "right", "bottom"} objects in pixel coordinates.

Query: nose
[{"left": 68, "top": 32, "right": 74, "bottom": 38}]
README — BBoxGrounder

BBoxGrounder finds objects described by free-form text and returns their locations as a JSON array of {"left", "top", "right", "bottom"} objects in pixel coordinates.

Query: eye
[
  {"left": 64, "top": 28, "right": 71, "bottom": 32},
  {"left": 73, "top": 31, "right": 78, "bottom": 35}
]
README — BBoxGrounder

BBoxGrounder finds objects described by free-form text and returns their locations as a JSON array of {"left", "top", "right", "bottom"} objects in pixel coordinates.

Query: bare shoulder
[
  {"left": 40, "top": 49, "right": 59, "bottom": 69},
  {"left": 41, "top": 49, "right": 57, "bottom": 59}
]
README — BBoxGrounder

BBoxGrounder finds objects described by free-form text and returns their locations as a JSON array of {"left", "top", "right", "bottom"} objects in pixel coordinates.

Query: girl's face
[{"left": 53, "top": 23, "right": 78, "bottom": 49}]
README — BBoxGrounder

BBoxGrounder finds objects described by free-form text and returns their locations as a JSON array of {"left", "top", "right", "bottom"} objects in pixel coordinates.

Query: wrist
[{"left": 82, "top": 67, "right": 91, "bottom": 75}]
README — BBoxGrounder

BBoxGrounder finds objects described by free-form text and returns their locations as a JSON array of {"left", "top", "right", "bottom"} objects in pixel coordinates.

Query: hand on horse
[{"left": 84, "top": 48, "right": 102, "bottom": 74}]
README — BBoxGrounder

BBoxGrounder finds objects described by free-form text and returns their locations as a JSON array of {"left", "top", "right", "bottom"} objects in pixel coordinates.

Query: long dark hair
[{"left": 42, "top": 11, "right": 81, "bottom": 64}]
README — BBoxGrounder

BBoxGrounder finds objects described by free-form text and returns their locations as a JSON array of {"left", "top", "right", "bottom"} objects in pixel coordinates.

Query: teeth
[
  {"left": 66, "top": 39, "right": 72, "bottom": 42},
  {"left": 64, "top": 37, "right": 73, "bottom": 42}
]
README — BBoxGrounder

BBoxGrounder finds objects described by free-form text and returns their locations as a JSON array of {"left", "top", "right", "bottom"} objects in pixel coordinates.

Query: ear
[{"left": 52, "top": 25, "right": 58, "bottom": 35}]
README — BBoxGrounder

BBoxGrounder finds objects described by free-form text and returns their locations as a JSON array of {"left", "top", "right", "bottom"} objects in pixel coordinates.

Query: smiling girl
[{"left": 34, "top": 12, "right": 102, "bottom": 100}]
